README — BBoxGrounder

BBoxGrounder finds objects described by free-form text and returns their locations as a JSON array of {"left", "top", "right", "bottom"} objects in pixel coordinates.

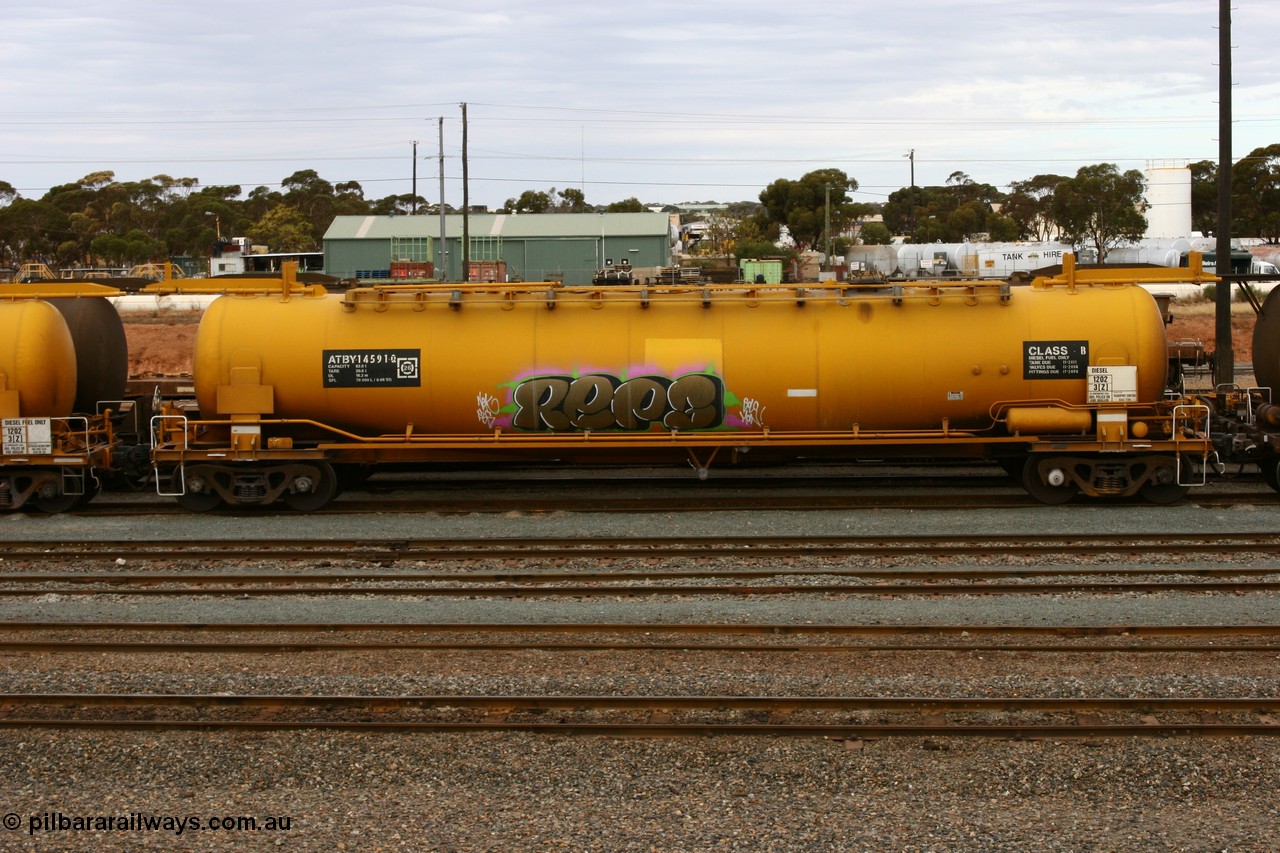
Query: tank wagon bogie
[
  {"left": 143, "top": 258, "right": 1220, "bottom": 510},
  {"left": 1, "top": 413, "right": 141, "bottom": 512}
]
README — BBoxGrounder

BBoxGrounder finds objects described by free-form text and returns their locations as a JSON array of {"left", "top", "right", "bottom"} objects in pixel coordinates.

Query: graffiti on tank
[
  {"left": 739, "top": 397, "right": 766, "bottom": 428},
  {"left": 509, "top": 372, "right": 726, "bottom": 432},
  {"left": 476, "top": 391, "right": 500, "bottom": 428}
]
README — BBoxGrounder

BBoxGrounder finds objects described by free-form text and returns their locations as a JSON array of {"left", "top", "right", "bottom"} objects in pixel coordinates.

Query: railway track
[
  {"left": 4, "top": 621, "right": 1280, "bottom": 654},
  {"left": 5, "top": 622, "right": 1278, "bottom": 738},
  {"left": 3, "top": 531, "right": 1280, "bottom": 596},
  {"left": 1, "top": 579, "right": 1279, "bottom": 598},
  {"left": 16, "top": 560, "right": 1280, "bottom": 578},
  {"left": 1, "top": 692, "right": 1277, "bottom": 738},
  {"left": 3, "top": 526, "right": 1276, "bottom": 742},
  {"left": 4, "top": 627, "right": 1280, "bottom": 654},
  {"left": 75, "top": 488, "right": 1280, "bottom": 516},
  {"left": 6, "top": 531, "right": 1280, "bottom": 562},
  {"left": 4, "top": 562, "right": 1280, "bottom": 586},
  {"left": 3, "top": 620, "right": 1279, "bottom": 639}
]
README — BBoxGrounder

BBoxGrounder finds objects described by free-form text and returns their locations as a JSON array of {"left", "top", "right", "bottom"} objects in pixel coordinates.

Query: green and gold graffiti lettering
[{"left": 511, "top": 372, "right": 724, "bottom": 432}]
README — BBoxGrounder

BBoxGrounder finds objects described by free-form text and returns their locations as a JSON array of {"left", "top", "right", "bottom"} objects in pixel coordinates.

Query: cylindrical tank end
[{"left": 47, "top": 298, "right": 129, "bottom": 413}]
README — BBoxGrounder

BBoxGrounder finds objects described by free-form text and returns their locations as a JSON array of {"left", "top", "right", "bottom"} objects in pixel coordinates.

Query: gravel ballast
[
  {"left": 1, "top": 497, "right": 1279, "bottom": 850},
  {"left": 2, "top": 732, "right": 1277, "bottom": 851}
]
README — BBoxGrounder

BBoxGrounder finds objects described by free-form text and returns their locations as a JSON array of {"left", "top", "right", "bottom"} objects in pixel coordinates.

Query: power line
[
  {"left": 0, "top": 152, "right": 1234, "bottom": 171},
  {"left": 0, "top": 99, "right": 1273, "bottom": 130}
]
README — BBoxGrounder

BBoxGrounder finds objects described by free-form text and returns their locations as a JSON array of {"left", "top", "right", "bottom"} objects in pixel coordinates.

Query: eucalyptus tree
[
  {"left": 1049, "top": 164, "right": 1147, "bottom": 260},
  {"left": 1232, "top": 145, "right": 1280, "bottom": 242},
  {"left": 758, "top": 168, "right": 863, "bottom": 252}
]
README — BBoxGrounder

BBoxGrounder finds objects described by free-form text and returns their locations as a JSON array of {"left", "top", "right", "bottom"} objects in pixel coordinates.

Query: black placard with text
[
  {"left": 323, "top": 349, "right": 421, "bottom": 388},
  {"left": 1023, "top": 340, "right": 1088, "bottom": 379}
]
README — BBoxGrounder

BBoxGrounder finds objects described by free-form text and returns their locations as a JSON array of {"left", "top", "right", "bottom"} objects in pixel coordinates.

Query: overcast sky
[{"left": 3, "top": 1, "right": 1277, "bottom": 210}]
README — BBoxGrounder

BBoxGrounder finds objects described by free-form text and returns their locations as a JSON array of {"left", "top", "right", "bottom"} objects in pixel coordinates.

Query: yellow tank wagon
[
  {"left": 0, "top": 283, "right": 133, "bottom": 511},
  {"left": 151, "top": 257, "right": 1216, "bottom": 510}
]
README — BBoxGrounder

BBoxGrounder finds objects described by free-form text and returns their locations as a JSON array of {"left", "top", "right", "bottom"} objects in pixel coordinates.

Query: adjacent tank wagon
[
  {"left": 0, "top": 284, "right": 136, "bottom": 511},
  {"left": 1201, "top": 284, "right": 1280, "bottom": 489}
]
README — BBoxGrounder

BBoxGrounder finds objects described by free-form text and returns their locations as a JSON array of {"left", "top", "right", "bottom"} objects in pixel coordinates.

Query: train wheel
[
  {"left": 334, "top": 463, "right": 374, "bottom": 491},
  {"left": 1139, "top": 460, "right": 1189, "bottom": 504},
  {"left": 283, "top": 462, "right": 338, "bottom": 511},
  {"left": 176, "top": 490, "right": 223, "bottom": 512},
  {"left": 995, "top": 457, "right": 1025, "bottom": 480},
  {"left": 31, "top": 488, "right": 78, "bottom": 514},
  {"left": 177, "top": 465, "right": 224, "bottom": 512},
  {"left": 1020, "top": 458, "right": 1078, "bottom": 505},
  {"left": 1139, "top": 481, "right": 1190, "bottom": 504},
  {"left": 1260, "top": 458, "right": 1280, "bottom": 493},
  {"left": 24, "top": 470, "right": 79, "bottom": 513}
]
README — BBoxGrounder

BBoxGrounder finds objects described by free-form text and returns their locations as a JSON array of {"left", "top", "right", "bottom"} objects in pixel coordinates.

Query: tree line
[
  {"left": 0, "top": 169, "right": 406, "bottom": 269},
  {"left": 733, "top": 144, "right": 1280, "bottom": 265},
  {"left": 1, "top": 145, "right": 1277, "bottom": 270}
]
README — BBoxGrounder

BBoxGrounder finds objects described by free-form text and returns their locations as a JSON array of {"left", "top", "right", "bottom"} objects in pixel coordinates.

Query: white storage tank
[{"left": 1144, "top": 161, "right": 1192, "bottom": 239}]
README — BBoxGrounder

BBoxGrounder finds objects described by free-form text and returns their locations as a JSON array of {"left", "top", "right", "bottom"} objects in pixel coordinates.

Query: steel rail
[
  {"left": 5, "top": 532, "right": 1280, "bottom": 562},
  {"left": 10, "top": 531, "right": 1280, "bottom": 547},
  {"left": 72, "top": 492, "right": 1280, "bottom": 517},
  {"left": 3, "top": 639, "right": 1279, "bottom": 654},
  {"left": 0, "top": 719, "right": 1276, "bottom": 737},
  {"left": 5, "top": 693, "right": 1280, "bottom": 713},
  {"left": 0, "top": 580, "right": 1277, "bottom": 597},
  {"left": 83, "top": 493, "right": 1042, "bottom": 516},
  {"left": 1, "top": 621, "right": 1277, "bottom": 637},
  {"left": 2, "top": 694, "right": 1278, "bottom": 737},
  {"left": 4, "top": 564, "right": 1279, "bottom": 589}
]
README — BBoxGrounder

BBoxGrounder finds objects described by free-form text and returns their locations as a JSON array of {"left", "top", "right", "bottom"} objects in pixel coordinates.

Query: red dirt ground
[
  {"left": 1165, "top": 303, "right": 1256, "bottom": 362},
  {"left": 124, "top": 314, "right": 198, "bottom": 376}
]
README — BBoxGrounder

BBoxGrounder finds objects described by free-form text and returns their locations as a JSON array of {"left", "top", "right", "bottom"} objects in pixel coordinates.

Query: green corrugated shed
[
  {"left": 739, "top": 259, "right": 783, "bottom": 285},
  {"left": 323, "top": 212, "right": 673, "bottom": 285}
]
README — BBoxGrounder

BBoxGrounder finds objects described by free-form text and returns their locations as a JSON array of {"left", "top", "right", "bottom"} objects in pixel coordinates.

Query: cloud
[{"left": 0, "top": 1, "right": 1275, "bottom": 206}]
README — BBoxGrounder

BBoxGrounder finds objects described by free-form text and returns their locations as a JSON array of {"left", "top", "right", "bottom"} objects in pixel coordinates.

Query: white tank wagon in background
[
  {"left": 1107, "top": 238, "right": 1279, "bottom": 297},
  {"left": 110, "top": 293, "right": 220, "bottom": 313},
  {"left": 848, "top": 242, "right": 1090, "bottom": 279},
  {"left": 848, "top": 237, "right": 1278, "bottom": 301}
]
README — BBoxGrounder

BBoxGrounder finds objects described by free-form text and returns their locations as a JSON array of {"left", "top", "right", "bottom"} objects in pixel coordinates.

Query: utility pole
[
  {"left": 411, "top": 140, "right": 418, "bottom": 214},
  {"left": 461, "top": 101, "right": 470, "bottom": 283},
  {"left": 1215, "top": 0, "right": 1234, "bottom": 384},
  {"left": 438, "top": 117, "right": 447, "bottom": 281},
  {"left": 824, "top": 183, "right": 832, "bottom": 272},
  {"left": 906, "top": 149, "right": 916, "bottom": 235}
]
